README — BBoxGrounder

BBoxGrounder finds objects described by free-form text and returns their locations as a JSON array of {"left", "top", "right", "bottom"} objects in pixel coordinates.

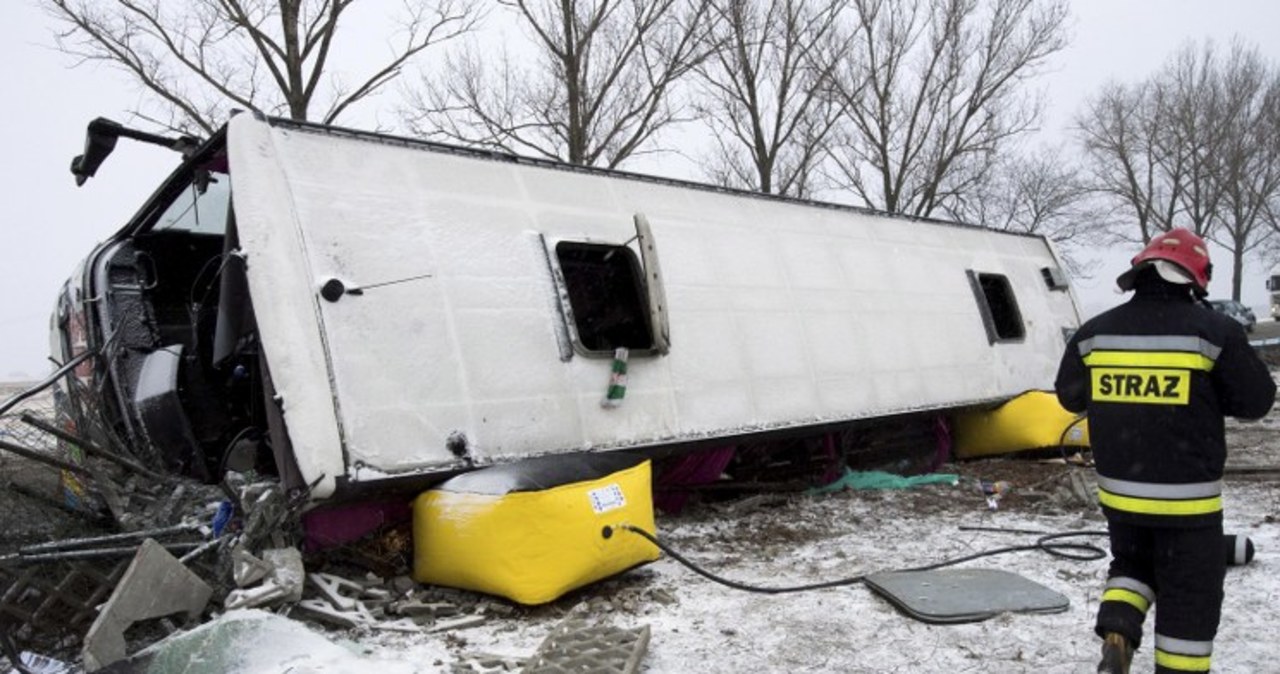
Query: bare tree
[
  {"left": 824, "top": 0, "right": 1068, "bottom": 217},
  {"left": 404, "top": 0, "right": 715, "bottom": 168},
  {"left": 43, "top": 0, "right": 482, "bottom": 135},
  {"left": 1162, "top": 42, "right": 1231, "bottom": 239},
  {"left": 1075, "top": 81, "right": 1185, "bottom": 245},
  {"left": 962, "top": 147, "right": 1090, "bottom": 240},
  {"left": 691, "top": 0, "right": 848, "bottom": 197},
  {"left": 945, "top": 145, "right": 1101, "bottom": 273},
  {"left": 1207, "top": 45, "right": 1280, "bottom": 300},
  {"left": 1076, "top": 39, "right": 1280, "bottom": 300}
]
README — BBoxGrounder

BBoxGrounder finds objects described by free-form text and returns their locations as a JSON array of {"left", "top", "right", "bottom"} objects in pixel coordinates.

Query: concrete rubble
[
  {"left": 223, "top": 547, "right": 305, "bottom": 610},
  {"left": 80, "top": 539, "right": 213, "bottom": 672},
  {"left": 229, "top": 546, "right": 272, "bottom": 587}
]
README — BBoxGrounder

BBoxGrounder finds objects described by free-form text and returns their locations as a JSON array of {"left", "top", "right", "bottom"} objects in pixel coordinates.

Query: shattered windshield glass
[{"left": 153, "top": 168, "right": 230, "bottom": 235}]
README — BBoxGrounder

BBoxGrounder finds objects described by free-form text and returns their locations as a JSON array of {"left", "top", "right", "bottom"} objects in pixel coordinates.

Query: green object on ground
[{"left": 809, "top": 468, "right": 959, "bottom": 494}]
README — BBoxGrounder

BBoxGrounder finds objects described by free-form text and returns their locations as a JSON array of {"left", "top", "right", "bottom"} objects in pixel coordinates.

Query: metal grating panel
[{"left": 521, "top": 620, "right": 650, "bottom": 674}]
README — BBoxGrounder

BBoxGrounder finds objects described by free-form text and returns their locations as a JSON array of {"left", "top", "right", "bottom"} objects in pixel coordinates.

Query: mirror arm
[{"left": 70, "top": 117, "right": 203, "bottom": 186}]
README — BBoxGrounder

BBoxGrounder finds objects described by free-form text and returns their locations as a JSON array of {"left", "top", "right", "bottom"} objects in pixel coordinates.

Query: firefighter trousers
[{"left": 1097, "top": 519, "right": 1226, "bottom": 673}]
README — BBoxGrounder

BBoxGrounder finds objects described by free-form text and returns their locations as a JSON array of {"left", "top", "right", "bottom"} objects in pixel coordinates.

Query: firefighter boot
[{"left": 1097, "top": 632, "right": 1133, "bottom": 674}]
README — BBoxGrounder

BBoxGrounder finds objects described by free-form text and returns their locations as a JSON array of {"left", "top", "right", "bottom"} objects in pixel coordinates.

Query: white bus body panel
[{"left": 227, "top": 116, "right": 1080, "bottom": 498}]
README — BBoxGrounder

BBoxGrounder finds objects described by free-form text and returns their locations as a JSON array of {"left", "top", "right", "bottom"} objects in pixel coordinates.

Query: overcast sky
[{"left": 3, "top": 1, "right": 1280, "bottom": 380}]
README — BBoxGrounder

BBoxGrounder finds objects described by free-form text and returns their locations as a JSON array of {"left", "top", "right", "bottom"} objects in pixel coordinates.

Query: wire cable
[
  {"left": 0, "top": 351, "right": 94, "bottom": 417},
  {"left": 1057, "top": 413, "right": 1090, "bottom": 464},
  {"left": 614, "top": 523, "right": 1107, "bottom": 595},
  {"left": 617, "top": 524, "right": 867, "bottom": 593}
]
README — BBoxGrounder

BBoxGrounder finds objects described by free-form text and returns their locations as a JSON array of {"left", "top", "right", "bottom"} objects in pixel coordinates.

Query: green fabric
[{"left": 810, "top": 469, "right": 959, "bottom": 494}]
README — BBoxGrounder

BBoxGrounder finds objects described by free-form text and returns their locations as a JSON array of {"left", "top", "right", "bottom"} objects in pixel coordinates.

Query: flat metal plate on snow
[{"left": 864, "top": 568, "right": 1069, "bottom": 624}]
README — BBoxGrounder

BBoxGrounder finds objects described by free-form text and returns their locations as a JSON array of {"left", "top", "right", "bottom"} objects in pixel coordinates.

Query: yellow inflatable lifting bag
[
  {"left": 952, "top": 390, "right": 1090, "bottom": 459},
  {"left": 413, "top": 457, "right": 659, "bottom": 605}
]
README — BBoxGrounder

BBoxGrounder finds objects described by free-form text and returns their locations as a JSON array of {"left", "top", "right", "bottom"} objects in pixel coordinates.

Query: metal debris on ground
[
  {"left": 1, "top": 412, "right": 295, "bottom": 665},
  {"left": 0, "top": 557, "right": 127, "bottom": 661},
  {"left": 292, "top": 597, "right": 374, "bottom": 630},
  {"left": 0, "top": 479, "right": 213, "bottom": 662},
  {"left": 307, "top": 572, "right": 366, "bottom": 611},
  {"left": 450, "top": 652, "right": 528, "bottom": 673},
  {"left": 428, "top": 615, "right": 488, "bottom": 633},
  {"left": 0, "top": 650, "right": 73, "bottom": 673},
  {"left": 273, "top": 569, "right": 497, "bottom": 636},
  {"left": 4, "top": 382, "right": 455, "bottom": 666}
]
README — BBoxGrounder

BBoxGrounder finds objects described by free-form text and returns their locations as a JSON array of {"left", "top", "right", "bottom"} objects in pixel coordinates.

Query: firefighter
[{"left": 1054, "top": 228, "right": 1275, "bottom": 673}]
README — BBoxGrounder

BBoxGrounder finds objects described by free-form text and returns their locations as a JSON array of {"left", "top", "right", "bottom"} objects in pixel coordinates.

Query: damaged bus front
[{"left": 51, "top": 121, "right": 276, "bottom": 491}]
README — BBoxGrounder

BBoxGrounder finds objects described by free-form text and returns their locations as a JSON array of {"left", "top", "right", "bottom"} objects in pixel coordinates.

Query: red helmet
[{"left": 1115, "top": 228, "right": 1212, "bottom": 296}]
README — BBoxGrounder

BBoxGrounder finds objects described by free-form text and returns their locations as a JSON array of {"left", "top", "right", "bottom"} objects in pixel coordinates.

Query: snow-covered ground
[
  {"left": 4, "top": 382, "right": 1277, "bottom": 673},
  {"left": 166, "top": 418, "right": 1279, "bottom": 673}
]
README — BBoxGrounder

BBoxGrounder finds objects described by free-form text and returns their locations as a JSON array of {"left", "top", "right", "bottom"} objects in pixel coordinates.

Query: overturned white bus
[{"left": 50, "top": 113, "right": 1082, "bottom": 503}]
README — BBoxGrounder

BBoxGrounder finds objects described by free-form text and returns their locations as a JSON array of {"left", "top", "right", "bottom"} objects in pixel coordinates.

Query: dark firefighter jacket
[{"left": 1055, "top": 277, "right": 1276, "bottom": 527}]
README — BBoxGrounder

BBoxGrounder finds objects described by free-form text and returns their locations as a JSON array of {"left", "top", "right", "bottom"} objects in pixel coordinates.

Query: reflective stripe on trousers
[
  {"left": 1155, "top": 633, "right": 1212, "bottom": 672},
  {"left": 1102, "top": 576, "right": 1155, "bottom": 614},
  {"left": 1096, "top": 476, "right": 1223, "bottom": 517}
]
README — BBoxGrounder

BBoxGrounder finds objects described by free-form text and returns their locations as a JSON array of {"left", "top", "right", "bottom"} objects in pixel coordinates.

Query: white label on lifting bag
[{"left": 589, "top": 484, "right": 626, "bottom": 513}]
